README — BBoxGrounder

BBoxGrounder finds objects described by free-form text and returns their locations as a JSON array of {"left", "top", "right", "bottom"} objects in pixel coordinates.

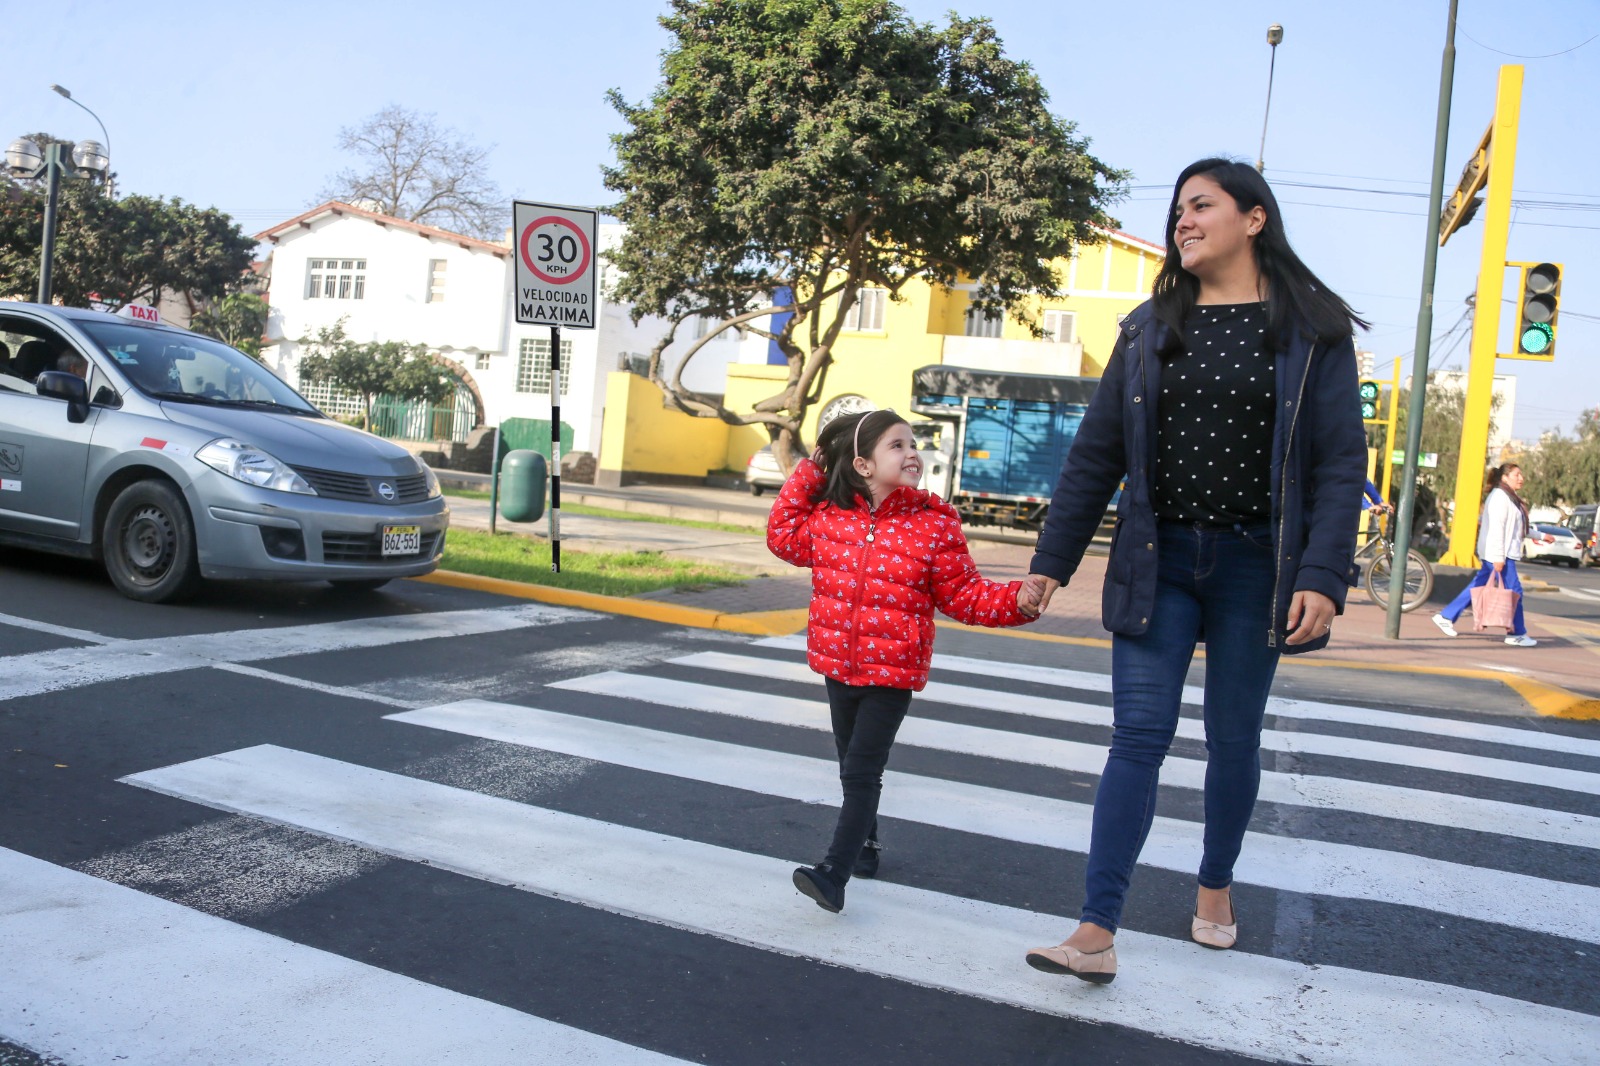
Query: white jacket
[{"left": 1475, "top": 487, "right": 1527, "bottom": 564}]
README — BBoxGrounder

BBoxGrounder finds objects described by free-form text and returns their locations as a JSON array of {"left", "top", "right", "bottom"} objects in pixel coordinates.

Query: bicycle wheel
[{"left": 1366, "top": 548, "right": 1434, "bottom": 612}]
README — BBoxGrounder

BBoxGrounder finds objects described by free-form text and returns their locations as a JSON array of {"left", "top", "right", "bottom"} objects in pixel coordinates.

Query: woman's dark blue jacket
[{"left": 1029, "top": 299, "right": 1368, "bottom": 654}]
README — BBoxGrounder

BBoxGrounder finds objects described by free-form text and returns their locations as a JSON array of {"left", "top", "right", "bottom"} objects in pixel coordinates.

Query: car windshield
[{"left": 78, "top": 321, "right": 319, "bottom": 414}]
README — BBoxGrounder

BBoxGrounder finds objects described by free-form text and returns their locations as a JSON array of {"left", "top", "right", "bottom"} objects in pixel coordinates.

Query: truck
[{"left": 910, "top": 364, "right": 1106, "bottom": 530}]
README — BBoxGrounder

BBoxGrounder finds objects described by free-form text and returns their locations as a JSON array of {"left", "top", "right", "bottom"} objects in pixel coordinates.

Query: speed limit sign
[{"left": 513, "top": 200, "right": 597, "bottom": 329}]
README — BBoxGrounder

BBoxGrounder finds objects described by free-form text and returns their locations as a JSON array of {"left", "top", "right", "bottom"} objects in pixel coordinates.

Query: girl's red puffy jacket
[{"left": 767, "top": 459, "right": 1033, "bottom": 691}]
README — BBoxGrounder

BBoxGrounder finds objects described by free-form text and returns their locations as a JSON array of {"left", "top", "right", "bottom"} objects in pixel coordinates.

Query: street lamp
[
  {"left": 6, "top": 135, "right": 111, "bottom": 304},
  {"left": 1256, "top": 24, "right": 1284, "bottom": 173},
  {"left": 50, "top": 84, "right": 113, "bottom": 197}
]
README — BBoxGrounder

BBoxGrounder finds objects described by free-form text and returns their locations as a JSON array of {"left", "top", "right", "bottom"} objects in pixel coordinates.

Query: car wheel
[
  {"left": 1568, "top": 558, "right": 1582, "bottom": 569},
  {"left": 749, "top": 483, "right": 764, "bottom": 496},
  {"left": 329, "top": 578, "right": 392, "bottom": 592},
  {"left": 102, "top": 480, "right": 201, "bottom": 603}
]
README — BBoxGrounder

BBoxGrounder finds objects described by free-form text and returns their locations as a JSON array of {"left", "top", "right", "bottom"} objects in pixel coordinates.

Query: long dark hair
[
  {"left": 1151, "top": 157, "right": 1369, "bottom": 348},
  {"left": 1486, "top": 462, "right": 1529, "bottom": 522},
  {"left": 811, "top": 409, "right": 910, "bottom": 510}
]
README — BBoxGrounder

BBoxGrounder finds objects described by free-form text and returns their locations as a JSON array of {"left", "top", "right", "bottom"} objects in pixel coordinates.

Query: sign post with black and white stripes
[{"left": 513, "top": 201, "right": 597, "bottom": 572}]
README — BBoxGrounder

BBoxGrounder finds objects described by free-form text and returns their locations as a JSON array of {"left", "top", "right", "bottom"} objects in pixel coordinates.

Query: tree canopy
[
  {"left": 296, "top": 318, "right": 457, "bottom": 430},
  {"left": 0, "top": 140, "right": 255, "bottom": 309},
  {"left": 1521, "top": 408, "right": 1600, "bottom": 511},
  {"left": 602, "top": 0, "right": 1127, "bottom": 466},
  {"left": 191, "top": 291, "right": 270, "bottom": 359},
  {"left": 318, "top": 105, "right": 506, "bottom": 240}
]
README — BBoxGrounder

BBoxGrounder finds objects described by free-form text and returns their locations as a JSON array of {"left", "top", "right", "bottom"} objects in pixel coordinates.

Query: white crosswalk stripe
[
  {"left": 4, "top": 613, "right": 1599, "bottom": 1064},
  {"left": 118, "top": 744, "right": 1600, "bottom": 1065}
]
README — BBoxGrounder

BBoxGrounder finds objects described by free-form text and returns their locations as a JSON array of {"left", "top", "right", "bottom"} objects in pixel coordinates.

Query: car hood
[{"left": 159, "top": 403, "right": 420, "bottom": 475}]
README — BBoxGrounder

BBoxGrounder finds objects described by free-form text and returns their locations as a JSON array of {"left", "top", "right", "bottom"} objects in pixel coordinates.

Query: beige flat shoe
[
  {"left": 1191, "top": 899, "right": 1237, "bottom": 950},
  {"left": 1024, "top": 941, "right": 1118, "bottom": 984}
]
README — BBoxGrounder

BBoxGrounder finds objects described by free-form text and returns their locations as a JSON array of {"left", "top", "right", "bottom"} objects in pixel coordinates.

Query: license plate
[{"left": 381, "top": 525, "right": 422, "bottom": 556}]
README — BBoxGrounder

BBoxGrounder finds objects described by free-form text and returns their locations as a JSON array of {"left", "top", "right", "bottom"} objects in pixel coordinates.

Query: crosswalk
[{"left": 3, "top": 604, "right": 1599, "bottom": 1064}]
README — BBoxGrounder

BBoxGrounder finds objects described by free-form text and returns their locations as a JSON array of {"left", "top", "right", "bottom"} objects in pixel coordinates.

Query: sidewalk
[{"left": 433, "top": 480, "right": 1600, "bottom": 718}]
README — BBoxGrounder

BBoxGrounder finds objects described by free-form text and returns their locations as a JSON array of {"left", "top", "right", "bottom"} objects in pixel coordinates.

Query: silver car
[{"left": 0, "top": 302, "right": 449, "bottom": 602}]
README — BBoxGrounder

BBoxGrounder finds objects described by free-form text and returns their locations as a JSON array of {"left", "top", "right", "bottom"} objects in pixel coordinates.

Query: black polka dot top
[{"left": 1153, "top": 303, "right": 1276, "bottom": 525}]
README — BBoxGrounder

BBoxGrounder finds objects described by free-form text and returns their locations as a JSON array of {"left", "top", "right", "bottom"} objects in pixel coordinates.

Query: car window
[
  {"left": 77, "top": 320, "right": 318, "bottom": 413},
  {"left": 0, "top": 317, "right": 81, "bottom": 397}
]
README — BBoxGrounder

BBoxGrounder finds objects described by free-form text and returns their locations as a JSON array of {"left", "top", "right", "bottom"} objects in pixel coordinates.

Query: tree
[
  {"left": 318, "top": 105, "right": 506, "bottom": 240},
  {"left": 0, "top": 139, "right": 255, "bottom": 309},
  {"left": 1522, "top": 408, "right": 1600, "bottom": 510},
  {"left": 602, "top": 0, "right": 1126, "bottom": 469},
  {"left": 1391, "top": 376, "right": 1504, "bottom": 536},
  {"left": 296, "top": 318, "right": 457, "bottom": 431},
  {"left": 191, "top": 291, "right": 270, "bottom": 359}
]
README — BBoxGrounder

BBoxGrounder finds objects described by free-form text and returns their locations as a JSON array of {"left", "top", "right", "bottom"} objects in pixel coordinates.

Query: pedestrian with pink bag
[{"left": 1432, "top": 462, "right": 1538, "bottom": 647}]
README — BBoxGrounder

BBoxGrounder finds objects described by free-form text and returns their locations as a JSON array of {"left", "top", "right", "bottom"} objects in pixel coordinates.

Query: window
[
  {"left": 842, "top": 288, "right": 887, "bottom": 332},
  {"left": 964, "top": 306, "right": 1003, "bottom": 339},
  {"left": 1043, "top": 310, "right": 1076, "bottom": 344},
  {"left": 426, "top": 259, "right": 447, "bottom": 303},
  {"left": 473, "top": 351, "right": 491, "bottom": 371},
  {"left": 692, "top": 315, "right": 744, "bottom": 341},
  {"left": 305, "top": 258, "right": 367, "bottom": 300},
  {"left": 517, "top": 336, "right": 573, "bottom": 393}
]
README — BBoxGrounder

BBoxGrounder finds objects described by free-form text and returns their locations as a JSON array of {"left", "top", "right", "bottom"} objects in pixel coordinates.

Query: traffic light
[
  {"left": 1438, "top": 125, "right": 1490, "bottom": 246},
  {"left": 1359, "top": 380, "right": 1381, "bottom": 422},
  {"left": 1514, "top": 262, "right": 1561, "bottom": 357}
]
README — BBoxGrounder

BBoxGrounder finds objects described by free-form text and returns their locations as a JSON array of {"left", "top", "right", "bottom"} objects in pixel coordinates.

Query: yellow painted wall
[{"left": 598, "top": 371, "right": 731, "bottom": 479}]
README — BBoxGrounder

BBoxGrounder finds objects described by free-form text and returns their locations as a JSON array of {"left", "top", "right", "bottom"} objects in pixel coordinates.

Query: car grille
[
  {"left": 293, "top": 466, "right": 431, "bottom": 504},
  {"left": 322, "top": 530, "right": 443, "bottom": 563}
]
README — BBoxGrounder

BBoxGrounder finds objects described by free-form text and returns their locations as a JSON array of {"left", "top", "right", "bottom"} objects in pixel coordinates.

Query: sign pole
[
  {"left": 511, "top": 199, "right": 596, "bottom": 578},
  {"left": 488, "top": 425, "right": 503, "bottom": 535},
  {"left": 550, "top": 326, "right": 561, "bottom": 573}
]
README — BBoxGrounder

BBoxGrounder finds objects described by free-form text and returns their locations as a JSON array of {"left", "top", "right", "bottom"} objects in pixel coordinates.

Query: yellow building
[{"left": 599, "top": 226, "right": 1165, "bottom": 482}]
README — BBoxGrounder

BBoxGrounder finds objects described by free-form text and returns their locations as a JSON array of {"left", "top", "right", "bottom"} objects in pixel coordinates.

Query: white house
[{"left": 254, "top": 204, "right": 751, "bottom": 459}]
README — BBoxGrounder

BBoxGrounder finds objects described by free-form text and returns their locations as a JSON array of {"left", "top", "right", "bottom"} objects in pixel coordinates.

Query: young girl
[{"left": 766, "top": 408, "right": 1038, "bottom": 913}]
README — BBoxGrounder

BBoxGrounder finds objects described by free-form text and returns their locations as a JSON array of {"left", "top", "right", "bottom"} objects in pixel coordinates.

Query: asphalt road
[{"left": 3, "top": 565, "right": 1599, "bottom": 1064}]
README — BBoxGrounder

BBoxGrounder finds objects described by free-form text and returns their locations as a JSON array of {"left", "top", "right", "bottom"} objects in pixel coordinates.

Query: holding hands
[{"left": 1017, "top": 573, "right": 1061, "bottom": 618}]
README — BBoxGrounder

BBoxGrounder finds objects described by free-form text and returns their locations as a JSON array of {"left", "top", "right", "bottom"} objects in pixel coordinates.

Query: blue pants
[
  {"left": 1440, "top": 559, "right": 1526, "bottom": 636},
  {"left": 1082, "top": 522, "right": 1281, "bottom": 934}
]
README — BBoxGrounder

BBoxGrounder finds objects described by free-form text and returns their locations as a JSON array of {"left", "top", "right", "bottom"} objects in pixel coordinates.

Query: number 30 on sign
[{"left": 513, "top": 201, "right": 598, "bottom": 329}]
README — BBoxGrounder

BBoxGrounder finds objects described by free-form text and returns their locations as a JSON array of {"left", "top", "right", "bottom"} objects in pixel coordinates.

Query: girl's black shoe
[
  {"left": 854, "top": 839, "right": 882, "bottom": 879},
  {"left": 792, "top": 863, "right": 845, "bottom": 912}
]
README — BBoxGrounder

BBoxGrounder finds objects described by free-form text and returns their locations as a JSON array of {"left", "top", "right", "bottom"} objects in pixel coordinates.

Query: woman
[
  {"left": 1432, "top": 463, "right": 1538, "bottom": 647},
  {"left": 1017, "top": 158, "right": 1368, "bottom": 983}
]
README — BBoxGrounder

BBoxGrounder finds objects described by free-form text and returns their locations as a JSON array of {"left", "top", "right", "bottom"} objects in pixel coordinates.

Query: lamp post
[
  {"left": 50, "top": 84, "right": 113, "bottom": 197},
  {"left": 5, "top": 136, "right": 111, "bottom": 304},
  {"left": 1256, "top": 24, "right": 1284, "bottom": 173}
]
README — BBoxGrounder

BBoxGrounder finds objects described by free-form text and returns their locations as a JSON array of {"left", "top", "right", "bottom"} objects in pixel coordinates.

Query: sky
[{"left": 5, "top": 0, "right": 1597, "bottom": 439}]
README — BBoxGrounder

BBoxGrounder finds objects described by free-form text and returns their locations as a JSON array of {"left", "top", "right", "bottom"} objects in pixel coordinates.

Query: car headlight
[
  {"left": 415, "top": 455, "right": 441, "bottom": 498},
  {"left": 196, "top": 438, "right": 316, "bottom": 495}
]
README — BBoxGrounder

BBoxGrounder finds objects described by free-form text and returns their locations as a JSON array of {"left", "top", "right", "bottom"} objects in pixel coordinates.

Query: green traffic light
[
  {"left": 1359, "top": 381, "right": 1380, "bottom": 401},
  {"left": 1520, "top": 322, "right": 1553, "bottom": 355}
]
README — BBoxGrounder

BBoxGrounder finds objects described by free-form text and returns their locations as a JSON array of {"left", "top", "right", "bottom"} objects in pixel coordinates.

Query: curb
[{"left": 417, "top": 569, "right": 1600, "bottom": 721}]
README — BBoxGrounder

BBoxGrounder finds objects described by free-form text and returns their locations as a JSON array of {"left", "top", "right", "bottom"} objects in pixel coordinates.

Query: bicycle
[{"left": 1356, "top": 508, "right": 1434, "bottom": 612}]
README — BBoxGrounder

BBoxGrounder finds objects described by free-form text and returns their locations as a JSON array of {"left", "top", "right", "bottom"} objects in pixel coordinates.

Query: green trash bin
[{"left": 499, "top": 449, "right": 548, "bottom": 523}]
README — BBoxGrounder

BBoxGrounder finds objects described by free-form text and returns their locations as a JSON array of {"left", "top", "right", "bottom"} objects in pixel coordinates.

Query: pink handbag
[{"left": 1470, "top": 570, "right": 1519, "bottom": 632}]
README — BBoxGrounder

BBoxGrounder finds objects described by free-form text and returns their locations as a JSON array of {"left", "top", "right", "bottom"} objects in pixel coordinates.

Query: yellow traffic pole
[{"left": 1440, "top": 64, "right": 1522, "bottom": 568}]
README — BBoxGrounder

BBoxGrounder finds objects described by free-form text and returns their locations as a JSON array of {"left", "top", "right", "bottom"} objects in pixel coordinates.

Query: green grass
[
  {"left": 444, "top": 488, "right": 764, "bottom": 536},
  {"left": 440, "top": 527, "right": 748, "bottom": 596}
]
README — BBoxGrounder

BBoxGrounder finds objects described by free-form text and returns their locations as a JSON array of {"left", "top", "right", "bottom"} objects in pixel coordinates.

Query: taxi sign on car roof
[{"left": 115, "top": 304, "right": 160, "bottom": 323}]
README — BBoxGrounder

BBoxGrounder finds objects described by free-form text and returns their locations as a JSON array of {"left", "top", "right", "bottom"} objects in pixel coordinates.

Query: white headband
[{"left": 853, "top": 408, "right": 895, "bottom": 459}]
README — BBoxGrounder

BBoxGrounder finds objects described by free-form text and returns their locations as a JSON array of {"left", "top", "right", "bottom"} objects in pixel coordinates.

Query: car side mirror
[{"left": 35, "top": 370, "right": 92, "bottom": 424}]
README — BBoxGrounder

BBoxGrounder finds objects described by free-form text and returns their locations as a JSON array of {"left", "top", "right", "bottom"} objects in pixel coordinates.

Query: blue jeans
[
  {"left": 1440, "top": 559, "right": 1526, "bottom": 636},
  {"left": 1082, "top": 521, "right": 1281, "bottom": 934}
]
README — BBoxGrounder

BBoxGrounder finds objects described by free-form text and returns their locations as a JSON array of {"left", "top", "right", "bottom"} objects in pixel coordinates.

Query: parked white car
[{"left": 1523, "top": 523, "right": 1583, "bottom": 568}]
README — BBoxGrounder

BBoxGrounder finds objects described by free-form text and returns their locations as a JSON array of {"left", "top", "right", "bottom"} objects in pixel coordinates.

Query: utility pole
[
  {"left": 1438, "top": 64, "right": 1524, "bottom": 569},
  {"left": 1385, "top": 0, "right": 1458, "bottom": 639}
]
